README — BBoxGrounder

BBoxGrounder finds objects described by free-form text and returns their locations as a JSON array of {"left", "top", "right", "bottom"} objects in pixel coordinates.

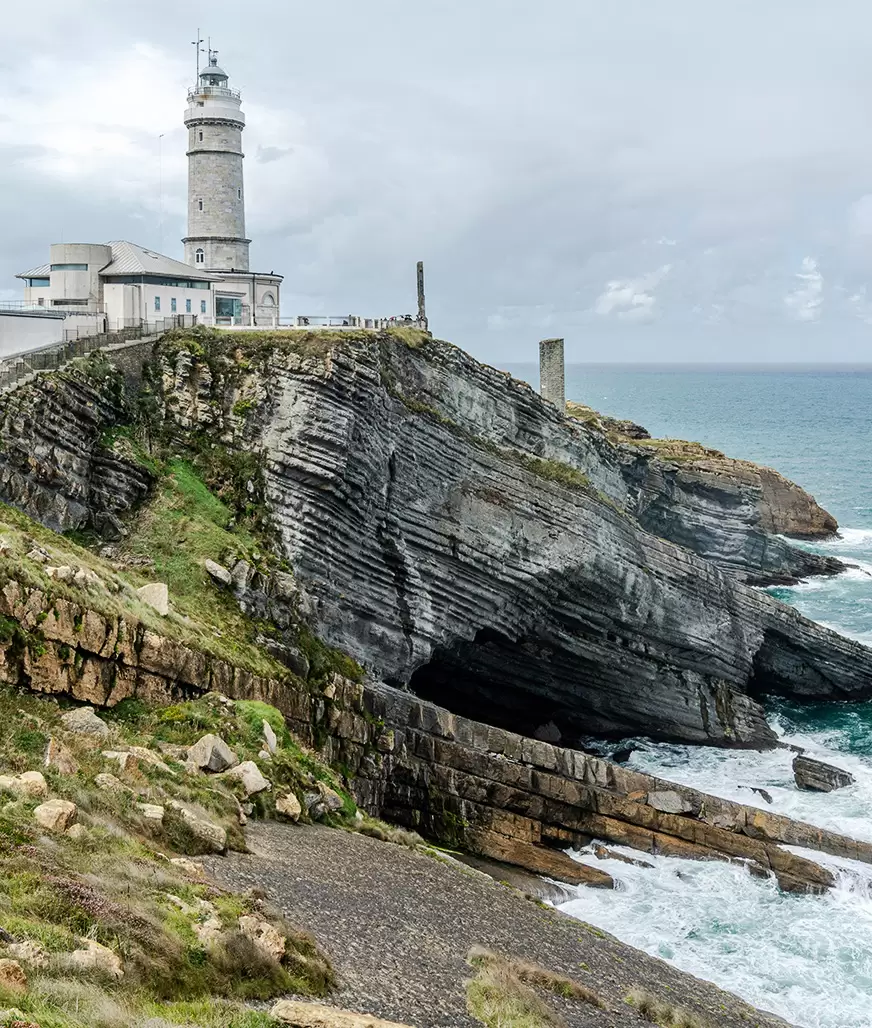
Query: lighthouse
[{"left": 183, "top": 42, "right": 282, "bottom": 326}]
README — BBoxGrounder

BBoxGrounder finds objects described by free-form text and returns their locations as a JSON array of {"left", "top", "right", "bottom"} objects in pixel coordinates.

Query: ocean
[{"left": 503, "top": 363, "right": 872, "bottom": 1028}]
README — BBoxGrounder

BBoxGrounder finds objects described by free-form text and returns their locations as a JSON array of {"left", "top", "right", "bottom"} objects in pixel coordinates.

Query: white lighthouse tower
[{"left": 183, "top": 42, "right": 282, "bottom": 325}]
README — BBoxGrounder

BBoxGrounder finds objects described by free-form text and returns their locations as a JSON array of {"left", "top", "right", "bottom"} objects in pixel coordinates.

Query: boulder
[
  {"left": 222, "top": 760, "right": 270, "bottom": 796},
  {"left": 276, "top": 793, "right": 302, "bottom": 822},
  {"left": 793, "top": 755, "right": 855, "bottom": 792},
  {"left": 137, "top": 803, "right": 165, "bottom": 823},
  {"left": 166, "top": 801, "right": 227, "bottom": 854},
  {"left": 44, "top": 737, "right": 79, "bottom": 774},
  {"left": 60, "top": 707, "right": 109, "bottom": 739},
  {"left": 5, "top": 941, "right": 48, "bottom": 970},
  {"left": 0, "top": 959, "right": 26, "bottom": 995},
  {"left": 270, "top": 1001, "right": 416, "bottom": 1027},
  {"left": 317, "top": 782, "right": 345, "bottom": 812},
  {"left": 238, "top": 914, "right": 286, "bottom": 963},
  {"left": 204, "top": 559, "right": 232, "bottom": 587},
  {"left": 262, "top": 719, "right": 278, "bottom": 754},
  {"left": 169, "top": 857, "right": 205, "bottom": 876},
  {"left": 33, "top": 799, "right": 77, "bottom": 833},
  {"left": 188, "top": 734, "right": 238, "bottom": 773},
  {"left": 64, "top": 939, "right": 123, "bottom": 980},
  {"left": 65, "top": 824, "right": 88, "bottom": 842},
  {"left": 647, "top": 790, "right": 696, "bottom": 815},
  {"left": 136, "top": 582, "right": 169, "bottom": 616},
  {"left": 94, "top": 773, "right": 127, "bottom": 792},
  {"left": 46, "top": 565, "right": 75, "bottom": 583},
  {"left": 0, "top": 772, "right": 48, "bottom": 800}
]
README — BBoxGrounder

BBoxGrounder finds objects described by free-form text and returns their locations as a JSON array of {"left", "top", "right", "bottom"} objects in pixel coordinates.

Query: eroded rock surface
[{"left": 156, "top": 332, "right": 872, "bottom": 746}]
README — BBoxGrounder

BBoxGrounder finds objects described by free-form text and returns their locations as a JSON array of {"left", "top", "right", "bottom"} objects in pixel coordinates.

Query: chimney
[{"left": 539, "top": 337, "right": 565, "bottom": 410}]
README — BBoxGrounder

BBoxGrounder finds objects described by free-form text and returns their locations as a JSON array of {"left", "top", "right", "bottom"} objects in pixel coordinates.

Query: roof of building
[
  {"left": 101, "top": 241, "right": 218, "bottom": 280},
  {"left": 17, "top": 243, "right": 220, "bottom": 283},
  {"left": 16, "top": 264, "right": 50, "bottom": 280},
  {"left": 201, "top": 63, "right": 229, "bottom": 79}
]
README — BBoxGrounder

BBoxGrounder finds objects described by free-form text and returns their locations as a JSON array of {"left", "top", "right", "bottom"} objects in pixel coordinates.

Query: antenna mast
[{"left": 191, "top": 29, "right": 204, "bottom": 81}]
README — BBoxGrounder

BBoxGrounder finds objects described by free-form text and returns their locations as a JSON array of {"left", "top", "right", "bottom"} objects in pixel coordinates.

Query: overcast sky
[{"left": 3, "top": 1, "right": 872, "bottom": 363}]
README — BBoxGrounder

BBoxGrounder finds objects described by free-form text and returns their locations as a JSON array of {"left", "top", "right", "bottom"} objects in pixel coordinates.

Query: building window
[
  {"left": 201, "top": 300, "right": 207, "bottom": 314},
  {"left": 171, "top": 298, "right": 177, "bottom": 313},
  {"left": 186, "top": 299, "right": 192, "bottom": 314},
  {"left": 154, "top": 296, "right": 160, "bottom": 312},
  {"left": 37, "top": 298, "right": 44, "bottom": 307},
  {"left": 27, "top": 278, "right": 50, "bottom": 287},
  {"left": 195, "top": 248, "right": 205, "bottom": 265},
  {"left": 237, "top": 188, "right": 241, "bottom": 199},
  {"left": 50, "top": 263, "right": 88, "bottom": 271},
  {"left": 199, "top": 130, "right": 203, "bottom": 141},
  {"left": 198, "top": 198, "right": 203, "bottom": 211},
  {"left": 262, "top": 292, "right": 276, "bottom": 306}
]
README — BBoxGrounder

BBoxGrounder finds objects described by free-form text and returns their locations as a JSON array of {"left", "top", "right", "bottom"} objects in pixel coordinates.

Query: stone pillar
[
  {"left": 416, "top": 261, "right": 428, "bottom": 330},
  {"left": 539, "top": 337, "right": 565, "bottom": 410}
]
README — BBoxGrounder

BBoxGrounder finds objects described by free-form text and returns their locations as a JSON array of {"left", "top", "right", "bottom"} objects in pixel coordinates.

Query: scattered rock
[
  {"left": 136, "top": 582, "right": 169, "bottom": 616},
  {"left": 32, "top": 798, "right": 77, "bottom": 833},
  {"left": 25, "top": 546, "right": 50, "bottom": 564},
  {"left": 65, "top": 824, "right": 87, "bottom": 842},
  {"left": 222, "top": 760, "right": 271, "bottom": 796},
  {"left": 101, "top": 750, "right": 138, "bottom": 774},
  {"left": 44, "top": 737, "right": 78, "bottom": 775},
  {"left": 94, "top": 773, "right": 127, "bottom": 792},
  {"left": 258, "top": 749, "right": 272, "bottom": 761},
  {"left": 204, "top": 559, "right": 232, "bottom": 587},
  {"left": 45, "top": 565, "right": 74, "bottom": 583},
  {"left": 270, "top": 1001, "right": 414, "bottom": 1027},
  {"left": 137, "top": 803, "right": 165, "bottom": 823},
  {"left": 128, "top": 745, "right": 176, "bottom": 774},
  {"left": 0, "top": 959, "right": 27, "bottom": 995},
  {"left": 533, "top": 721, "right": 561, "bottom": 744},
  {"left": 0, "top": 772, "right": 48, "bottom": 800},
  {"left": 238, "top": 914, "right": 286, "bottom": 963},
  {"left": 64, "top": 939, "right": 123, "bottom": 980},
  {"left": 169, "top": 857, "right": 205, "bottom": 876},
  {"left": 647, "top": 789, "right": 696, "bottom": 815},
  {"left": 166, "top": 801, "right": 227, "bottom": 854},
  {"left": 256, "top": 634, "right": 311, "bottom": 678},
  {"left": 60, "top": 707, "right": 109, "bottom": 739},
  {"left": 751, "top": 787, "right": 774, "bottom": 804},
  {"left": 5, "top": 941, "right": 48, "bottom": 970},
  {"left": 276, "top": 793, "right": 302, "bottom": 822},
  {"left": 611, "top": 745, "right": 635, "bottom": 764},
  {"left": 592, "top": 844, "right": 654, "bottom": 868},
  {"left": 188, "top": 733, "right": 238, "bottom": 773},
  {"left": 317, "top": 782, "right": 344, "bottom": 812},
  {"left": 73, "top": 567, "right": 103, "bottom": 590},
  {"left": 793, "top": 755, "right": 855, "bottom": 792},
  {"left": 262, "top": 719, "right": 278, "bottom": 754}
]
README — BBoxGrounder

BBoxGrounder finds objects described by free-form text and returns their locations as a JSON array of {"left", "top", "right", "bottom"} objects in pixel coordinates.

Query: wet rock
[
  {"left": 592, "top": 844, "right": 654, "bottom": 868},
  {"left": 647, "top": 790, "right": 695, "bottom": 815},
  {"left": 136, "top": 582, "right": 169, "bottom": 616},
  {"left": 222, "top": 760, "right": 271, "bottom": 796},
  {"left": 276, "top": 793, "right": 302, "bottom": 822},
  {"left": 60, "top": 707, "right": 109, "bottom": 739},
  {"left": 204, "top": 559, "right": 232, "bottom": 588},
  {"left": 751, "top": 787, "right": 773, "bottom": 804},
  {"left": 611, "top": 745, "right": 635, "bottom": 764},
  {"left": 188, "top": 733, "right": 238, "bottom": 773},
  {"left": 33, "top": 799, "right": 77, "bottom": 833},
  {"left": 793, "top": 755, "right": 855, "bottom": 792}
]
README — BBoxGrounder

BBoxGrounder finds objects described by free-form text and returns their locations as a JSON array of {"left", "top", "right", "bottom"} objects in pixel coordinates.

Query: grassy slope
[{"left": 0, "top": 687, "right": 352, "bottom": 1028}]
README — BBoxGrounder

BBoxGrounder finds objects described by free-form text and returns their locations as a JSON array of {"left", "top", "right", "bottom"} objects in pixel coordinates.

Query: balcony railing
[{"left": 187, "top": 85, "right": 241, "bottom": 103}]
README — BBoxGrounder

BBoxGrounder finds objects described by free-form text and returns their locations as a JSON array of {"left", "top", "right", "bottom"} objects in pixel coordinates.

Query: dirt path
[{"left": 203, "top": 822, "right": 789, "bottom": 1028}]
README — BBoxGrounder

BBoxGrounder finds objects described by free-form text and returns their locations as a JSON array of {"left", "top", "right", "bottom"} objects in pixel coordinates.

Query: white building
[{"left": 14, "top": 45, "right": 282, "bottom": 331}]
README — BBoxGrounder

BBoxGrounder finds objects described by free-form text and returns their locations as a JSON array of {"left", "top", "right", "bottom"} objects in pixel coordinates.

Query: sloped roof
[
  {"left": 16, "top": 263, "right": 50, "bottom": 280},
  {"left": 102, "top": 241, "right": 217, "bottom": 280},
  {"left": 17, "top": 242, "right": 217, "bottom": 282}
]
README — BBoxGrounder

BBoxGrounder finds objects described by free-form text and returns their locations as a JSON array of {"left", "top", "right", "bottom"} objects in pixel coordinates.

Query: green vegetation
[
  {"left": 0, "top": 686, "right": 342, "bottom": 1028},
  {"left": 466, "top": 947, "right": 606, "bottom": 1027},
  {"left": 626, "top": 987, "right": 709, "bottom": 1028}
]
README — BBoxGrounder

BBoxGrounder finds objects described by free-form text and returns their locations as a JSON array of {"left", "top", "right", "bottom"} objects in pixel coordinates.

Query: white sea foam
[{"left": 560, "top": 843, "right": 872, "bottom": 1028}]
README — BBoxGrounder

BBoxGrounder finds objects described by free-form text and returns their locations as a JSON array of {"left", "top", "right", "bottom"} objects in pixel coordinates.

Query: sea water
[{"left": 502, "top": 363, "right": 872, "bottom": 1028}]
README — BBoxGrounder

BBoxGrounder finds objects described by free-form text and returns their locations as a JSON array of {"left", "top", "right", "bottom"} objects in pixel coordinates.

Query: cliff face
[{"left": 154, "top": 330, "right": 872, "bottom": 749}]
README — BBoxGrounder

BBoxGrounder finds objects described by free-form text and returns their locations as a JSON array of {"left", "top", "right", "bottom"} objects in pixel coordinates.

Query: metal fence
[{"left": 0, "top": 315, "right": 192, "bottom": 393}]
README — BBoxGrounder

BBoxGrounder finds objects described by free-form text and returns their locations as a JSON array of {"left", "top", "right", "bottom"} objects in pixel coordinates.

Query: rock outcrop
[
  {"left": 793, "top": 754, "right": 855, "bottom": 792},
  {"left": 154, "top": 331, "right": 872, "bottom": 748}
]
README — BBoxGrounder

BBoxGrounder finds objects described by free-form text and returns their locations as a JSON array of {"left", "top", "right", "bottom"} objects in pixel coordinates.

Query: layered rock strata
[
  {"left": 0, "top": 581, "right": 865, "bottom": 894},
  {"left": 156, "top": 332, "right": 872, "bottom": 747}
]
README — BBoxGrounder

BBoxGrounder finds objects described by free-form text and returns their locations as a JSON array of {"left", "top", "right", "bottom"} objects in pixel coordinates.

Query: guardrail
[{"left": 0, "top": 316, "right": 192, "bottom": 393}]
